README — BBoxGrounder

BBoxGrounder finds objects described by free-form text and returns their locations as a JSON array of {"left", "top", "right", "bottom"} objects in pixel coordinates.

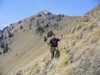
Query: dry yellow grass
[{"left": 14, "top": 11, "right": 100, "bottom": 75}]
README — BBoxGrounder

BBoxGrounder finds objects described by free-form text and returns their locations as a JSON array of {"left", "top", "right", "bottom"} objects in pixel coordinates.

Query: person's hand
[{"left": 61, "top": 35, "right": 63, "bottom": 40}]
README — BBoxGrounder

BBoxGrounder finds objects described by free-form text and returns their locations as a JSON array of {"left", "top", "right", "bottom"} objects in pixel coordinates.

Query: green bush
[
  {"left": 36, "top": 26, "right": 44, "bottom": 33},
  {"left": 8, "top": 32, "right": 14, "bottom": 38},
  {"left": 1, "top": 42, "right": 4, "bottom": 49},
  {"left": 44, "top": 36, "right": 47, "bottom": 42},
  {"left": 20, "top": 26, "right": 23, "bottom": 29},
  {"left": 18, "top": 20, "right": 22, "bottom": 24},
  {"left": 47, "top": 30, "right": 53, "bottom": 37}
]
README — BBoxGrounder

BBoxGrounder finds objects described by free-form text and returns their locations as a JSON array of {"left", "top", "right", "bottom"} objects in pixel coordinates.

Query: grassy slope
[
  {"left": 0, "top": 15, "right": 78, "bottom": 75},
  {"left": 14, "top": 6, "right": 100, "bottom": 75},
  {"left": 0, "top": 28, "right": 48, "bottom": 75},
  {"left": 0, "top": 6, "right": 100, "bottom": 75}
]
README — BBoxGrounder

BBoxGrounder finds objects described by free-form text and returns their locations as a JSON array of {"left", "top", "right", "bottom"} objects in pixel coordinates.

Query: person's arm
[
  {"left": 57, "top": 38, "right": 60, "bottom": 41},
  {"left": 57, "top": 35, "right": 63, "bottom": 41}
]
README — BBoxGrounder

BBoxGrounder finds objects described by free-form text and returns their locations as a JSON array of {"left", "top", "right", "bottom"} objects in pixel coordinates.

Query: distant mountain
[{"left": 0, "top": 10, "right": 79, "bottom": 47}]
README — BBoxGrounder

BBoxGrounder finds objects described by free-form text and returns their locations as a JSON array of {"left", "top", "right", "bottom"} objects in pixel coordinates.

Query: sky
[{"left": 0, "top": 0, "right": 100, "bottom": 30}]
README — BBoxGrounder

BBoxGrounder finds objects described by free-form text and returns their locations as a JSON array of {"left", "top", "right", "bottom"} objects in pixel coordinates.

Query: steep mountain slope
[
  {"left": 13, "top": 5, "right": 100, "bottom": 75},
  {"left": 0, "top": 11, "right": 79, "bottom": 75}
]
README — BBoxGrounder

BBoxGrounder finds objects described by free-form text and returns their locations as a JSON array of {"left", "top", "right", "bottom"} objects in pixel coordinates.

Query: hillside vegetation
[
  {"left": 14, "top": 5, "right": 100, "bottom": 75},
  {"left": 0, "top": 5, "right": 100, "bottom": 75}
]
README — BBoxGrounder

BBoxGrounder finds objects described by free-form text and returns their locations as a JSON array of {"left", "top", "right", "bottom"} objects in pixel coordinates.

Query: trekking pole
[{"left": 60, "top": 35, "right": 68, "bottom": 51}]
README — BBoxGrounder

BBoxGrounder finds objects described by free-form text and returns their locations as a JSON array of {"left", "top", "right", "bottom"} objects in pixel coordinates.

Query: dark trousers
[{"left": 50, "top": 47, "right": 60, "bottom": 59}]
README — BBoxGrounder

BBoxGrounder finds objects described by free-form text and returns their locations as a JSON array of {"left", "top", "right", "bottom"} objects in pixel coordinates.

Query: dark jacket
[{"left": 49, "top": 38, "right": 60, "bottom": 47}]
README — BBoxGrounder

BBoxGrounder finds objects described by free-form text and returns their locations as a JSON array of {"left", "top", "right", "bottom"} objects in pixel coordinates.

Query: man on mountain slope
[{"left": 48, "top": 34, "right": 63, "bottom": 60}]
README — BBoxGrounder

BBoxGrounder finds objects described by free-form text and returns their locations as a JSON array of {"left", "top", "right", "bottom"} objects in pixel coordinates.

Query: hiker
[{"left": 48, "top": 34, "right": 63, "bottom": 59}]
